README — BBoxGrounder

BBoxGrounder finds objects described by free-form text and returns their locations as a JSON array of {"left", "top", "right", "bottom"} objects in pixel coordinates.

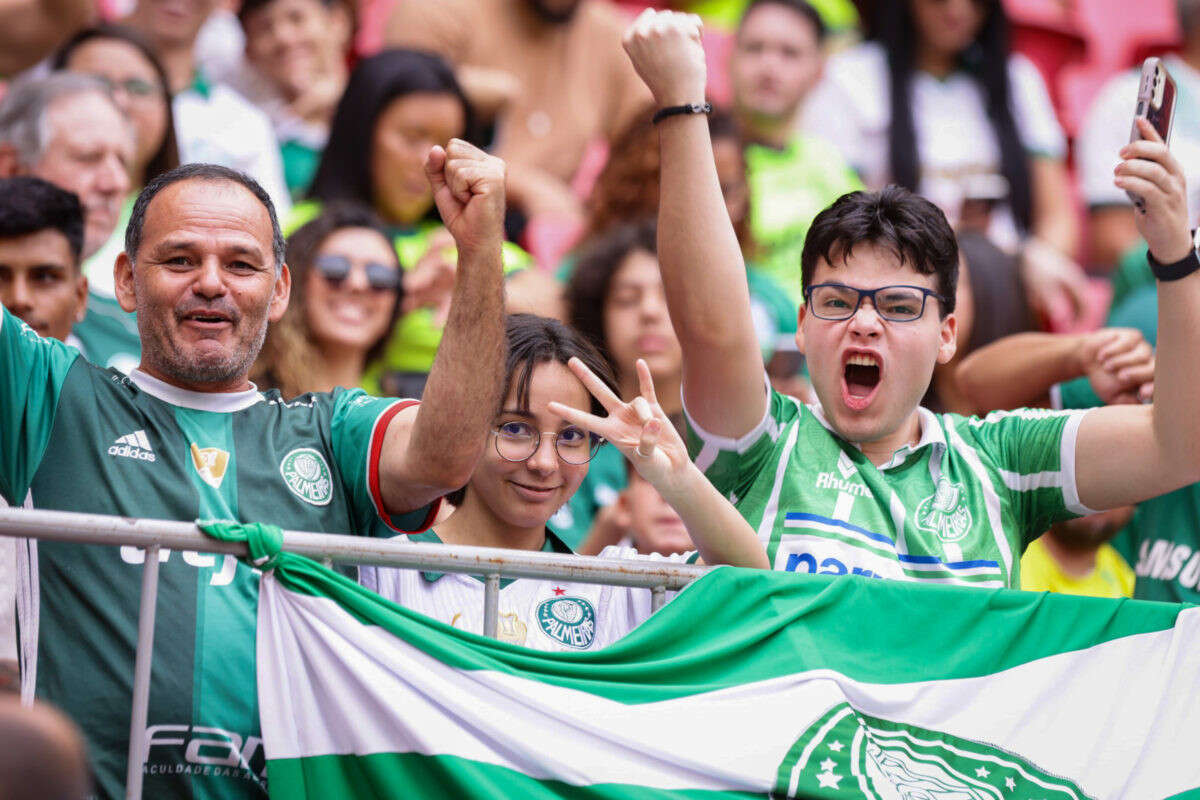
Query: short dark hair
[
  {"left": 0, "top": 176, "right": 85, "bottom": 265},
  {"left": 566, "top": 218, "right": 658, "bottom": 372},
  {"left": 800, "top": 185, "right": 958, "bottom": 315},
  {"left": 445, "top": 314, "right": 618, "bottom": 506},
  {"left": 738, "top": 0, "right": 826, "bottom": 41},
  {"left": 126, "top": 163, "right": 286, "bottom": 271},
  {"left": 308, "top": 49, "right": 475, "bottom": 208}
]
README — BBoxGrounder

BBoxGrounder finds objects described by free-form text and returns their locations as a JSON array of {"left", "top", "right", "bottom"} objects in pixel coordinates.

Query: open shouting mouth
[{"left": 842, "top": 352, "right": 882, "bottom": 412}]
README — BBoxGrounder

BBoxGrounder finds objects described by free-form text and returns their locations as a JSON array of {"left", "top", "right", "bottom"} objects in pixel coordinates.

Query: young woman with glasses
[
  {"left": 252, "top": 201, "right": 403, "bottom": 398},
  {"left": 360, "top": 313, "right": 767, "bottom": 651}
]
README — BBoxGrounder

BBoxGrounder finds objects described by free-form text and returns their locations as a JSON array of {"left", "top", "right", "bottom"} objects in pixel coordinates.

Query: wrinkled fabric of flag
[{"left": 218, "top": 523, "right": 1198, "bottom": 800}]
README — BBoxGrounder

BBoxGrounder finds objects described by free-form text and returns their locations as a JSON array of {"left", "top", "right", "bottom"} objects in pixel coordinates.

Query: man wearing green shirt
[
  {"left": 624, "top": 10, "right": 1200, "bottom": 589},
  {"left": 1, "top": 139, "right": 507, "bottom": 798},
  {"left": 730, "top": 0, "right": 862, "bottom": 304}
]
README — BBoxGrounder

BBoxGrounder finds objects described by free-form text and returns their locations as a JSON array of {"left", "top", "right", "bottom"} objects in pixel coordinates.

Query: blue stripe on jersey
[
  {"left": 783, "top": 512, "right": 1000, "bottom": 572},
  {"left": 785, "top": 512, "right": 895, "bottom": 546}
]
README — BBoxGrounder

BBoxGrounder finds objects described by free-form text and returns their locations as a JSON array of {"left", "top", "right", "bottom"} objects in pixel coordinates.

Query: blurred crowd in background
[{"left": 0, "top": 0, "right": 1195, "bottom": 613}]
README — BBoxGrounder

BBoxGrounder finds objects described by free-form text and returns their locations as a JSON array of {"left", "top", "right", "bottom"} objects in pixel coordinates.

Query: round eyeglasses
[
  {"left": 804, "top": 283, "right": 947, "bottom": 322},
  {"left": 491, "top": 421, "right": 604, "bottom": 465}
]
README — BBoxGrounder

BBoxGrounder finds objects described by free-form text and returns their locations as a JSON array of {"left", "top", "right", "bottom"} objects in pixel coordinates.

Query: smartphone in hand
[{"left": 1127, "top": 57, "right": 1177, "bottom": 211}]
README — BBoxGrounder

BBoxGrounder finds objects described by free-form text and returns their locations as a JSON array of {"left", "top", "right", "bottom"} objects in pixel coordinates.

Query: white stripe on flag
[{"left": 259, "top": 579, "right": 1200, "bottom": 799}]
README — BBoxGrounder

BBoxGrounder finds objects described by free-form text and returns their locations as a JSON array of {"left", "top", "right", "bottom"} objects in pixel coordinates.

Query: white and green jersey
[
  {"left": 686, "top": 383, "right": 1094, "bottom": 589},
  {"left": 0, "top": 306, "right": 437, "bottom": 800},
  {"left": 360, "top": 531, "right": 697, "bottom": 652}
]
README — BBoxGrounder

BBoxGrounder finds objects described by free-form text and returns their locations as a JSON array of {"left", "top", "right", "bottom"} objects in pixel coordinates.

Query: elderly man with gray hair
[
  {"left": 0, "top": 72, "right": 134, "bottom": 262},
  {"left": 0, "top": 72, "right": 136, "bottom": 693}
]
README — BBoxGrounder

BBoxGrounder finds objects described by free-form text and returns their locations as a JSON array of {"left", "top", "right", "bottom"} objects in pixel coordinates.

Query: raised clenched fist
[
  {"left": 424, "top": 139, "right": 506, "bottom": 256},
  {"left": 622, "top": 9, "right": 708, "bottom": 108}
]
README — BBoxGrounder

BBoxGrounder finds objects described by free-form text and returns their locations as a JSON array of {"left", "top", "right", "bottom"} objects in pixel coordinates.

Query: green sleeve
[
  {"left": 329, "top": 389, "right": 438, "bottom": 536},
  {"left": 0, "top": 307, "right": 80, "bottom": 503},
  {"left": 966, "top": 408, "right": 1094, "bottom": 545},
  {"left": 685, "top": 382, "right": 797, "bottom": 501}
]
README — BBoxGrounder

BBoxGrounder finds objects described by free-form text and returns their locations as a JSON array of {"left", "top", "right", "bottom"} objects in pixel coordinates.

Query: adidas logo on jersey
[{"left": 108, "top": 430, "right": 157, "bottom": 462}]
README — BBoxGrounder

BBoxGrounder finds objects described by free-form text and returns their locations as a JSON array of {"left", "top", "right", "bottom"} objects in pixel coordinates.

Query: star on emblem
[
  {"left": 1005, "top": 776, "right": 1016, "bottom": 791},
  {"left": 827, "top": 740, "right": 844, "bottom": 752},
  {"left": 819, "top": 758, "right": 837, "bottom": 772},
  {"left": 553, "top": 586, "right": 565, "bottom": 596},
  {"left": 975, "top": 766, "right": 990, "bottom": 778},
  {"left": 816, "top": 771, "right": 843, "bottom": 789}
]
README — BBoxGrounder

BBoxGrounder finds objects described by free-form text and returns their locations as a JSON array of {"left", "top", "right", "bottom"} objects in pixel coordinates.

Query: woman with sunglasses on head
[
  {"left": 360, "top": 314, "right": 767, "bottom": 651},
  {"left": 253, "top": 201, "right": 402, "bottom": 398}
]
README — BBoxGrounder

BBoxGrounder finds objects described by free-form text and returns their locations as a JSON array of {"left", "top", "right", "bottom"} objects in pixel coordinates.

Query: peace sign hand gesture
[{"left": 548, "top": 357, "right": 690, "bottom": 496}]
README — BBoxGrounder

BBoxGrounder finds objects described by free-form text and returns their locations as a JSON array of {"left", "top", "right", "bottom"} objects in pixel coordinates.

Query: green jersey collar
[
  {"left": 808, "top": 401, "right": 946, "bottom": 470},
  {"left": 128, "top": 369, "right": 265, "bottom": 413},
  {"left": 413, "top": 526, "right": 574, "bottom": 584},
  {"left": 189, "top": 68, "right": 212, "bottom": 100}
]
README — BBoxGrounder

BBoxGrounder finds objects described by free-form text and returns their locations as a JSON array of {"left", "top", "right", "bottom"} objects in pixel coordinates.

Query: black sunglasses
[{"left": 312, "top": 254, "right": 400, "bottom": 292}]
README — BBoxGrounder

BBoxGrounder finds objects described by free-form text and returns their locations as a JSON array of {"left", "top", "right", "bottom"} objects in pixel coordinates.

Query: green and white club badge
[
  {"left": 536, "top": 597, "right": 596, "bottom": 649},
  {"left": 776, "top": 702, "right": 1087, "bottom": 799},
  {"left": 280, "top": 448, "right": 333, "bottom": 506},
  {"left": 916, "top": 477, "right": 973, "bottom": 544}
]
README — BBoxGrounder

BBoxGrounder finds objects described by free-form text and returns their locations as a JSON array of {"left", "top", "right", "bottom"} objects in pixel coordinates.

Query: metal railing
[{"left": 0, "top": 507, "right": 709, "bottom": 800}]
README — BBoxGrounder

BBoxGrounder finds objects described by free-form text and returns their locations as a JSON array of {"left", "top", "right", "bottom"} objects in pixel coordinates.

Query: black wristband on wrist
[
  {"left": 1148, "top": 229, "right": 1200, "bottom": 281},
  {"left": 652, "top": 102, "right": 712, "bottom": 124}
]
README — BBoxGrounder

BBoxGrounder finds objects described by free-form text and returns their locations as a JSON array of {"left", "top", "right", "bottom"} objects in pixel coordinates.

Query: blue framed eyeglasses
[{"left": 803, "top": 283, "right": 947, "bottom": 322}]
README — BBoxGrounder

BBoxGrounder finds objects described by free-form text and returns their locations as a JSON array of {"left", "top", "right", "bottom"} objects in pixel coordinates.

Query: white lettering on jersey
[
  {"left": 814, "top": 472, "right": 870, "bottom": 497},
  {"left": 119, "top": 548, "right": 238, "bottom": 586},
  {"left": 108, "top": 429, "right": 156, "bottom": 462},
  {"left": 144, "top": 724, "right": 265, "bottom": 780}
]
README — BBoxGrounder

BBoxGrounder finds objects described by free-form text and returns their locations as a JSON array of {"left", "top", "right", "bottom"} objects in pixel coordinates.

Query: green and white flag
[{"left": 255, "top": 553, "right": 1200, "bottom": 799}]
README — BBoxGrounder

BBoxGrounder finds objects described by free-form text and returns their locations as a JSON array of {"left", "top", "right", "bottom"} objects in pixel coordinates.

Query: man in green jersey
[
  {"left": 730, "top": 0, "right": 862, "bottom": 305},
  {"left": 1, "top": 139, "right": 507, "bottom": 798},
  {"left": 623, "top": 10, "right": 1200, "bottom": 589}
]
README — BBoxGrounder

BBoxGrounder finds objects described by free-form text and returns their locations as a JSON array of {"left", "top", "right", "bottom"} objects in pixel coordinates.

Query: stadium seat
[
  {"left": 1008, "top": 18, "right": 1087, "bottom": 119},
  {"left": 1069, "top": 0, "right": 1180, "bottom": 71}
]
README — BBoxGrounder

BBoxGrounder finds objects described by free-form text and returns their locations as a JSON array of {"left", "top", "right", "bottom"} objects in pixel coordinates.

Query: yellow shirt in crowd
[{"left": 1020, "top": 538, "right": 1135, "bottom": 598}]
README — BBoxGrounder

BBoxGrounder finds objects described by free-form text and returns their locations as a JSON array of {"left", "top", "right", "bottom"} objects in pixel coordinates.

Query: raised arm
[
  {"left": 376, "top": 140, "right": 507, "bottom": 514},
  {"left": 1074, "top": 119, "right": 1200, "bottom": 509},
  {"left": 549, "top": 357, "right": 769, "bottom": 569},
  {"left": 955, "top": 328, "right": 1154, "bottom": 414},
  {"left": 622, "top": 11, "right": 767, "bottom": 438}
]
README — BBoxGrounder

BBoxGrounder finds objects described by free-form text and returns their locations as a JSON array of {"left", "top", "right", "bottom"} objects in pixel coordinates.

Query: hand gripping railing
[{"left": 0, "top": 507, "right": 708, "bottom": 800}]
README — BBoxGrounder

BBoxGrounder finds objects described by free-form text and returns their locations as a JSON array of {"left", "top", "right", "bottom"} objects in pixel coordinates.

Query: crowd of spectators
[{"left": 0, "top": 0, "right": 1193, "bottom": 795}]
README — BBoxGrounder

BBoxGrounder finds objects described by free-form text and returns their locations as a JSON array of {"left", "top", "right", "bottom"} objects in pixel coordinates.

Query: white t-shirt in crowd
[
  {"left": 360, "top": 538, "right": 699, "bottom": 652},
  {"left": 1077, "top": 54, "right": 1200, "bottom": 226},
  {"left": 801, "top": 42, "right": 1066, "bottom": 250},
  {"left": 173, "top": 77, "right": 292, "bottom": 218}
]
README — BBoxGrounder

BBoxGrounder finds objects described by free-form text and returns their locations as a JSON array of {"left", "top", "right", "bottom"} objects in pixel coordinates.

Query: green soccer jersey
[
  {"left": 744, "top": 135, "right": 863, "bottom": 305},
  {"left": 0, "top": 306, "right": 436, "bottom": 800},
  {"left": 686, "top": 384, "right": 1093, "bottom": 588},
  {"left": 72, "top": 292, "right": 141, "bottom": 374}
]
